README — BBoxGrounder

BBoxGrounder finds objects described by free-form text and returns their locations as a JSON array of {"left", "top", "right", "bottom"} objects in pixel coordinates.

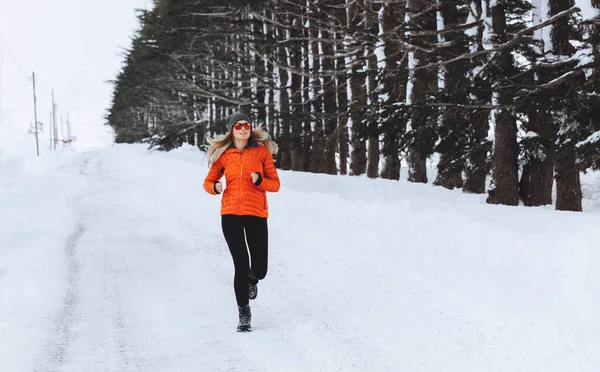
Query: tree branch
[{"left": 414, "top": 6, "right": 583, "bottom": 72}]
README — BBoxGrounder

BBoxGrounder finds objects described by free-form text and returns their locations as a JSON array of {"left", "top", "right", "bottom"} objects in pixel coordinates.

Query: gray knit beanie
[{"left": 227, "top": 112, "right": 252, "bottom": 132}]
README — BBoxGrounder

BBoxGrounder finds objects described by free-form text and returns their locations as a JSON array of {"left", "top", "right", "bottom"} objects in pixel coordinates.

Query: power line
[
  {"left": 0, "top": 32, "right": 30, "bottom": 80},
  {"left": 5, "top": 80, "right": 28, "bottom": 94}
]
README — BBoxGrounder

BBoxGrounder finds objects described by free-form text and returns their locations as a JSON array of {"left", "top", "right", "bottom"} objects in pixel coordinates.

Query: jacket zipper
[{"left": 240, "top": 150, "right": 245, "bottom": 197}]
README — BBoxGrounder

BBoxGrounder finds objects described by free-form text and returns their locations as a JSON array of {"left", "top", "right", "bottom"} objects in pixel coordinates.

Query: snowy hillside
[{"left": 1, "top": 139, "right": 600, "bottom": 372}]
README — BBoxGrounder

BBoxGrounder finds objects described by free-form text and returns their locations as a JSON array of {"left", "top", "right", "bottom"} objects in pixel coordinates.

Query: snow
[
  {"left": 541, "top": 2, "right": 554, "bottom": 54},
  {"left": 575, "top": 0, "right": 600, "bottom": 20},
  {"left": 2, "top": 131, "right": 600, "bottom": 371},
  {"left": 482, "top": 1, "right": 494, "bottom": 51},
  {"left": 376, "top": 6, "right": 386, "bottom": 70},
  {"left": 577, "top": 130, "right": 600, "bottom": 147},
  {"left": 531, "top": 0, "right": 545, "bottom": 55},
  {"left": 574, "top": 45, "right": 596, "bottom": 78},
  {"left": 465, "top": 2, "right": 481, "bottom": 55},
  {"left": 437, "top": 6, "right": 446, "bottom": 90},
  {"left": 465, "top": 3, "right": 479, "bottom": 42},
  {"left": 524, "top": 130, "right": 541, "bottom": 138}
]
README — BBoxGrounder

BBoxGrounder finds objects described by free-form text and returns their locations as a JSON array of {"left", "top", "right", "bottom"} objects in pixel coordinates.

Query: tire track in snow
[
  {"left": 86, "top": 151, "right": 152, "bottom": 371},
  {"left": 100, "top": 223, "right": 140, "bottom": 372},
  {"left": 33, "top": 152, "right": 123, "bottom": 372},
  {"left": 34, "top": 220, "right": 85, "bottom": 372},
  {"left": 109, "top": 252, "right": 131, "bottom": 372},
  {"left": 73, "top": 151, "right": 134, "bottom": 371}
]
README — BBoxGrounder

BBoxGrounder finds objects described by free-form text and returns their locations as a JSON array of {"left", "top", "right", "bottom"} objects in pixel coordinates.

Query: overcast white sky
[{"left": 0, "top": 0, "right": 150, "bottom": 147}]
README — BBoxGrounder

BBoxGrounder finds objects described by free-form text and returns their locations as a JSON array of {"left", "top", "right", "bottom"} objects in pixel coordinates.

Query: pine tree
[
  {"left": 379, "top": 1, "right": 407, "bottom": 181},
  {"left": 106, "top": 0, "right": 599, "bottom": 213},
  {"left": 486, "top": 0, "right": 532, "bottom": 206},
  {"left": 433, "top": 0, "right": 470, "bottom": 190},
  {"left": 519, "top": 0, "right": 554, "bottom": 207},
  {"left": 405, "top": 0, "right": 438, "bottom": 183}
]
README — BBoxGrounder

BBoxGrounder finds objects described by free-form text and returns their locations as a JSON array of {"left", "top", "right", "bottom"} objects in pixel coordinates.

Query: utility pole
[
  {"left": 66, "top": 113, "right": 72, "bottom": 143},
  {"left": 52, "top": 90, "right": 57, "bottom": 150},
  {"left": 32, "top": 72, "right": 39, "bottom": 156},
  {"left": 61, "top": 116, "right": 64, "bottom": 144},
  {"left": 49, "top": 111, "right": 53, "bottom": 149}
]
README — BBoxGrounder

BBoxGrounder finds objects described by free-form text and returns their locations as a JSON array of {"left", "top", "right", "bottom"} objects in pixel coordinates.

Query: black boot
[
  {"left": 249, "top": 283, "right": 258, "bottom": 300},
  {"left": 237, "top": 305, "right": 251, "bottom": 332}
]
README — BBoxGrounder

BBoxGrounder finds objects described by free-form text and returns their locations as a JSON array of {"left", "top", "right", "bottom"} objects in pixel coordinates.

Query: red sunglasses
[{"left": 233, "top": 122, "right": 252, "bottom": 130}]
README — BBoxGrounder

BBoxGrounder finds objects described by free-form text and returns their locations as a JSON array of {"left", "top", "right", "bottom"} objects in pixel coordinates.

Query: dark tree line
[{"left": 106, "top": 0, "right": 600, "bottom": 211}]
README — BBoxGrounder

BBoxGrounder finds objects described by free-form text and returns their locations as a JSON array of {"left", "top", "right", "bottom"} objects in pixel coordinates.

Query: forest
[{"left": 106, "top": 0, "right": 600, "bottom": 211}]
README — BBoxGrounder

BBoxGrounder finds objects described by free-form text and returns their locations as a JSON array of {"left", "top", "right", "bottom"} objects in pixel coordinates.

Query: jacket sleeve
[
  {"left": 256, "top": 147, "right": 280, "bottom": 193},
  {"left": 203, "top": 157, "right": 224, "bottom": 195}
]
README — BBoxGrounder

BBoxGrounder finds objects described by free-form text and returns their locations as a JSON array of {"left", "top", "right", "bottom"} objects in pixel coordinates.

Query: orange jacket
[{"left": 203, "top": 140, "right": 280, "bottom": 218}]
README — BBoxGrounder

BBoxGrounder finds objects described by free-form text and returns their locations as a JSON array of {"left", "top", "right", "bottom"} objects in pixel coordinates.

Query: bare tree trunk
[
  {"left": 239, "top": 33, "right": 252, "bottom": 114},
  {"left": 519, "top": 104, "right": 554, "bottom": 206},
  {"left": 255, "top": 17, "right": 267, "bottom": 132},
  {"left": 303, "top": 7, "right": 313, "bottom": 172},
  {"left": 463, "top": 0, "right": 490, "bottom": 194},
  {"left": 257, "top": 10, "right": 281, "bottom": 141},
  {"left": 347, "top": 0, "right": 367, "bottom": 175},
  {"left": 266, "top": 10, "right": 276, "bottom": 140},
  {"left": 380, "top": 2, "right": 405, "bottom": 180},
  {"left": 349, "top": 65, "right": 367, "bottom": 175},
  {"left": 322, "top": 28, "right": 338, "bottom": 175},
  {"left": 463, "top": 115, "right": 489, "bottom": 194},
  {"left": 592, "top": 0, "right": 600, "bottom": 149},
  {"left": 277, "top": 11, "right": 291, "bottom": 169},
  {"left": 336, "top": 29, "right": 349, "bottom": 175},
  {"left": 434, "top": 0, "right": 467, "bottom": 189},
  {"left": 556, "top": 148, "right": 582, "bottom": 211},
  {"left": 208, "top": 61, "right": 216, "bottom": 139},
  {"left": 551, "top": 0, "right": 582, "bottom": 211},
  {"left": 289, "top": 14, "right": 304, "bottom": 171},
  {"left": 519, "top": 0, "right": 554, "bottom": 206},
  {"left": 310, "top": 10, "right": 326, "bottom": 173},
  {"left": 487, "top": 2, "right": 519, "bottom": 206},
  {"left": 365, "top": 0, "right": 379, "bottom": 179},
  {"left": 406, "top": 0, "right": 436, "bottom": 183},
  {"left": 594, "top": 0, "right": 600, "bottom": 76}
]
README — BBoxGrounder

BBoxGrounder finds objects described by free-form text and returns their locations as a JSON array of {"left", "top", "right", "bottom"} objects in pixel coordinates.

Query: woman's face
[{"left": 232, "top": 121, "right": 252, "bottom": 141}]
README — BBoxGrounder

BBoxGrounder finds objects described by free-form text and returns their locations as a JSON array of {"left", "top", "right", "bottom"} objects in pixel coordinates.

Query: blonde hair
[{"left": 205, "top": 126, "right": 279, "bottom": 167}]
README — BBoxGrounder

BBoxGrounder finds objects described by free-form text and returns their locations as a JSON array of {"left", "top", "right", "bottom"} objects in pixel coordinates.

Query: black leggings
[{"left": 221, "top": 215, "right": 268, "bottom": 307}]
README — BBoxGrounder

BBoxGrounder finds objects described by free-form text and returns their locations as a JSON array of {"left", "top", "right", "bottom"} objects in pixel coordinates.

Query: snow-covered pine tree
[
  {"left": 348, "top": 0, "right": 368, "bottom": 176},
  {"left": 109, "top": 2, "right": 189, "bottom": 147},
  {"left": 462, "top": 0, "right": 493, "bottom": 194},
  {"left": 512, "top": 0, "right": 599, "bottom": 211},
  {"left": 548, "top": 0, "right": 600, "bottom": 211},
  {"left": 301, "top": 1, "right": 313, "bottom": 172},
  {"left": 433, "top": 0, "right": 470, "bottom": 190},
  {"left": 574, "top": 1, "right": 600, "bottom": 172},
  {"left": 308, "top": 0, "right": 326, "bottom": 173},
  {"left": 365, "top": 0, "right": 381, "bottom": 179},
  {"left": 334, "top": 1, "right": 350, "bottom": 175},
  {"left": 321, "top": 0, "right": 340, "bottom": 175},
  {"left": 486, "top": 0, "right": 532, "bottom": 206},
  {"left": 519, "top": 0, "right": 555, "bottom": 207},
  {"left": 288, "top": 3, "right": 305, "bottom": 171},
  {"left": 275, "top": 2, "right": 292, "bottom": 169},
  {"left": 379, "top": 1, "right": 408, "bottom": 181},
  {"left": 404, "top": 0, "right": 438, "bottom": 183}
]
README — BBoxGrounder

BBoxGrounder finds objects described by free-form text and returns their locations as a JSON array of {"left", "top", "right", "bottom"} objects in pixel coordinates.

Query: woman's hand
[
  {"left": 251, "top": 172, "right": 263, "bottom": 185},
  {"left": 214, "top": 181, "right": 223, "bottom": 194}
]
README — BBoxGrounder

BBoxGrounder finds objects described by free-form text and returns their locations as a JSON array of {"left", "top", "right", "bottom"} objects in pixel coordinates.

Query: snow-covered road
[
  {"left": 0, "top": 147, "right": 393, "bottom": 371},
  {"left": 1, "top": 144, "right": 600, "bottom": 372}
]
